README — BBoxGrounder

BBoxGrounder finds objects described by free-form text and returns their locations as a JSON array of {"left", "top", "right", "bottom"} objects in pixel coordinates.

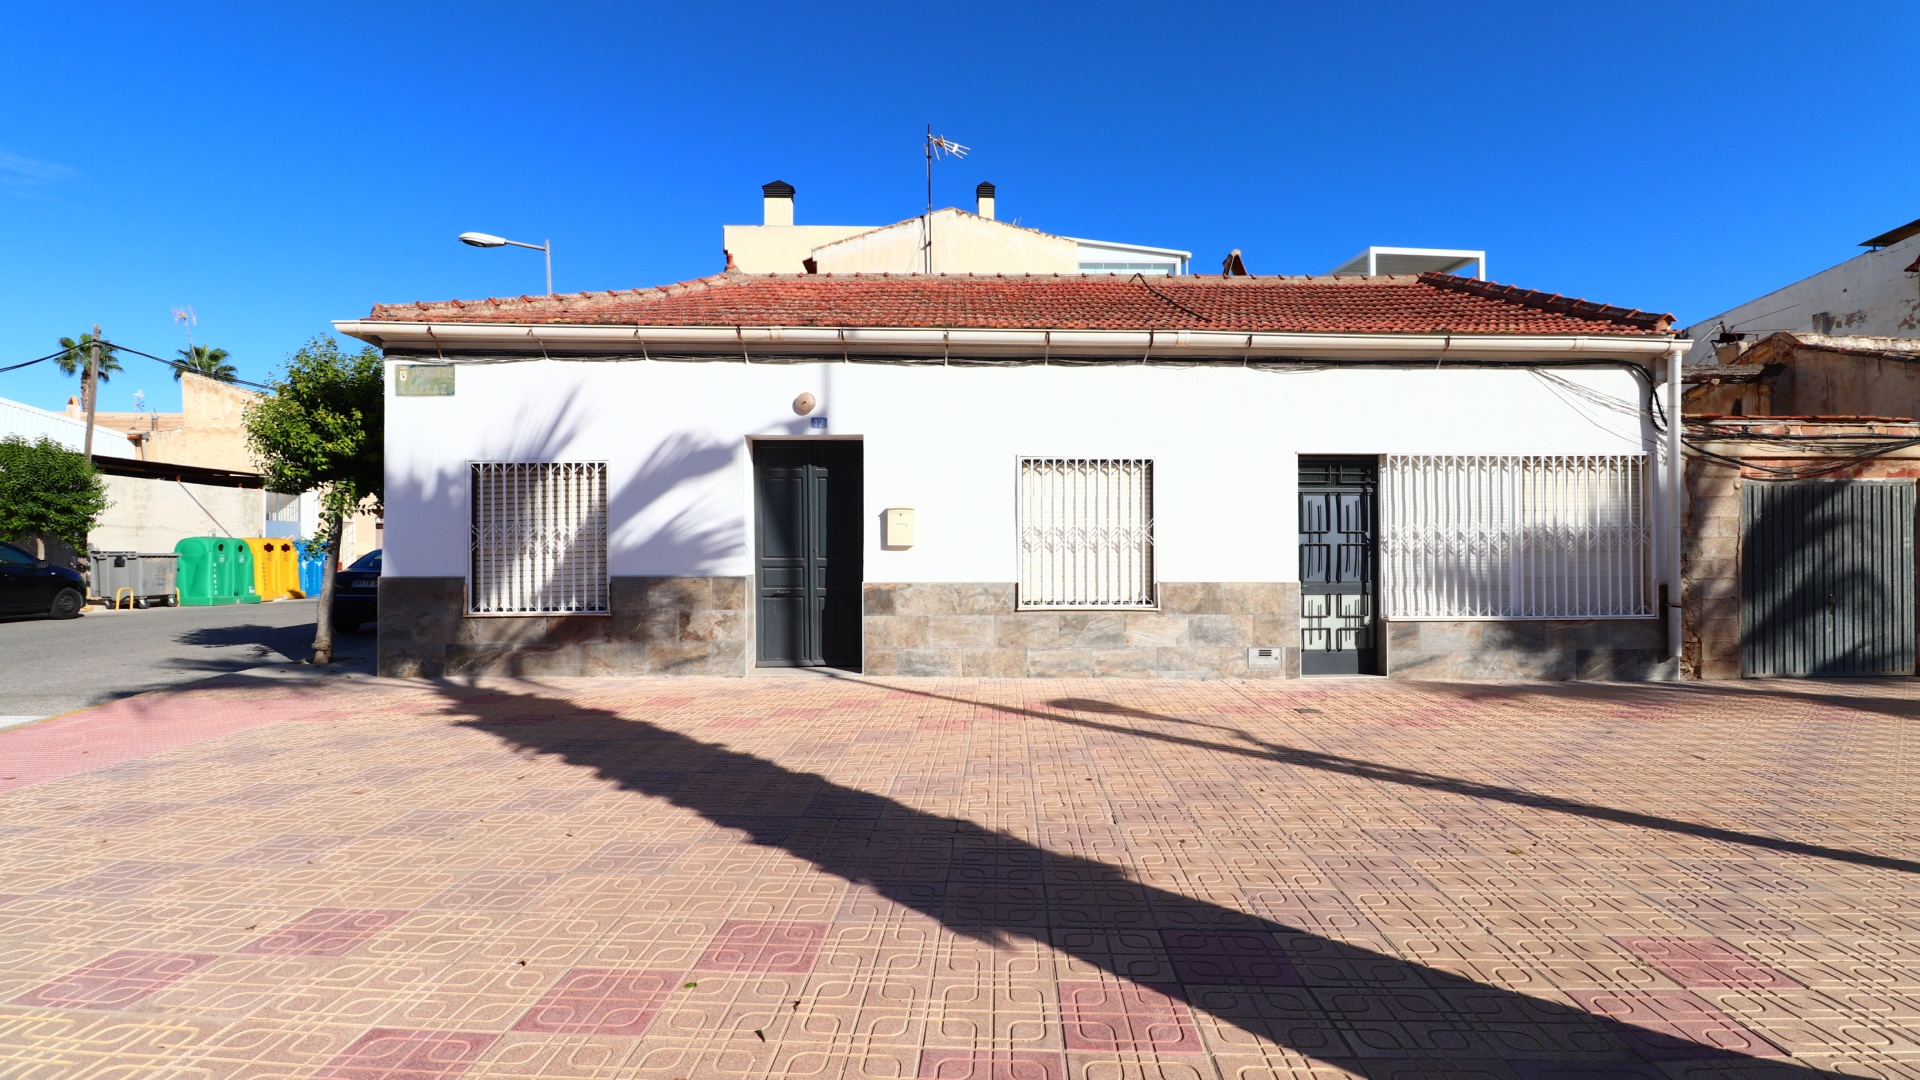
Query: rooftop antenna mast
[
  {"left": 172, "top": 306, "right": 196, "bottom": 376},
  {"left": 923, "top": 125, "right": 969, "bottom": 273}
]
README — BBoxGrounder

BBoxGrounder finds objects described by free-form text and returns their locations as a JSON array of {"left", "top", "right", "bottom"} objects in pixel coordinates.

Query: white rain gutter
[
  {"left": 332, "top": 320, "right": 1679, "bottom": 361},
  {"left": 1666, "top": 342, "right": 1687, "bottom": 672}
]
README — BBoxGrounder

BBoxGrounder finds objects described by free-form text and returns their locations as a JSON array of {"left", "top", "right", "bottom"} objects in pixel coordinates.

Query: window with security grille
[
  {"left": 469, "top": 462, "right": 609, "bottom": 614},
  {"left": 1018, "top": 458, "right": 1155, "bottom": 608},
  {"left": 1382, "top": 455, "right": 1651, "bottom": 619}
]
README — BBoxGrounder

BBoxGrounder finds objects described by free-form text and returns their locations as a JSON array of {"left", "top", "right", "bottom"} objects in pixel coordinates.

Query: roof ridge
[{"left": 1417, "top": 272, "right": 1673, "bottom": 331}]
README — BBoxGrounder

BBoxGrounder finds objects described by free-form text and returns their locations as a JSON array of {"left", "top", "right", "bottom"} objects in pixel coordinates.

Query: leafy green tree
[
  {"left": 175, "top": 344, "right": 237, "bottom": 383},
  {"left": 244, "top": 336, "right": 383, "bottom": 663},
  {"left": 55, "top": 332, "right": 123, "bottom": 411},
  {"left": 0, "top": 436, "right": 110, "bottom": 550}
]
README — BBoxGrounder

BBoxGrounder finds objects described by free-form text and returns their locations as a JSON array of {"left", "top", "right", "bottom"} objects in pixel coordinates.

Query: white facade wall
[
  {"left": 90, "top": 474, "right": 263, "bottom": 553},
  {"left": 1684, "top": 231, "right": 1920, "bottom": 364},
  {"left": 384, "top": 358, "right": 1656, "bottom": 585}
]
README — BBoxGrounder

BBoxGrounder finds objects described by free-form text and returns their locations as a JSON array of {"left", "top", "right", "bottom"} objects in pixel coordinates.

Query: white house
[{"left": 337, "top": 271, "right": 1685, "bottom": 681}]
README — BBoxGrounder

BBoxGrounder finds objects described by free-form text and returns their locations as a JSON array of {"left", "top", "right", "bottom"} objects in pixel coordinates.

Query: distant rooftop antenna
[
  {"left": 923, "top": 126, "right": 969, "bottom": 273},
  {"left": 172, "top": 306, "right": 197, "bottom": 371}
]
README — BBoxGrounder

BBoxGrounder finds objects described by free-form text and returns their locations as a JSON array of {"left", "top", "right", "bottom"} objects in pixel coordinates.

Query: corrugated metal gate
[{"left": 1741, "top": 479, "right": 1916, "bottom": 677}]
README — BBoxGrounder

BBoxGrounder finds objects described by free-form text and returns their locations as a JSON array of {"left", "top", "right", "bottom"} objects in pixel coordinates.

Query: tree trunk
[{"left": 312, "top": 510, "right": 342, "bottom": 664}]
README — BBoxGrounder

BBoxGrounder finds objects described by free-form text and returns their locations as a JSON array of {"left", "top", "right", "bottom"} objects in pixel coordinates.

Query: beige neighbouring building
[
  {"left": 66, "top": 371, "right": 381, "bottom": 566},
  {"left": 723, "top": 180, "right": 1190, "bottom": 276}
]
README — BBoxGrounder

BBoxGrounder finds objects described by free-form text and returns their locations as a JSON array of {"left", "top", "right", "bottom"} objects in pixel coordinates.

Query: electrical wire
[
  {"left": 1, "top": 341, "right": 276, "bottom": 391},
  {"left": 96, "top": 340, "right": 276, "bottom": 392},
  {"left": 0, "top": 348, "right": 67, "bottom": 374}
]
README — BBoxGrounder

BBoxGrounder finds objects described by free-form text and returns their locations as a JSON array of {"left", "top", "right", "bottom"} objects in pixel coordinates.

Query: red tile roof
[{"left": 364, "top": 272, "right": 1674, "bottom": 336}]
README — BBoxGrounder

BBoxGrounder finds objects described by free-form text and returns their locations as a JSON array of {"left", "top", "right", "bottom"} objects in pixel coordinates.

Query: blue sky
[{"left": 3, "top": 1, "right": 1915, "bottom": 413}]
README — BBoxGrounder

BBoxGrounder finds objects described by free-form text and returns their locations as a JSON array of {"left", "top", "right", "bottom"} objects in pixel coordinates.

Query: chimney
[
  {"left": 975, "top": 181, "right": 996, "bottom": 220},
  {"left": 762, "top": 180, "right": 795, "bottom": 226}
]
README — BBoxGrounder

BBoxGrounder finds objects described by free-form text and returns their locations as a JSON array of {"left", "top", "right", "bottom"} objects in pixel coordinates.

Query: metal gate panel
[{"left": 1741, "top": 479, "right": 1916, "bottom": 677}]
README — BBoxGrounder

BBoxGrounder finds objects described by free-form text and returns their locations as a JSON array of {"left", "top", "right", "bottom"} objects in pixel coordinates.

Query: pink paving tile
[
  {"left": 510, "top": 968, "right": 679, "bottom": 1035},
  {"left": 495, "top": 788, "right": 596, "bottom": 813},
  {"left": 1161, "top": 929, "right": 1302, "bottom": 986},
  {"left": 60, "top": 801, "right": 186, "bottom": 826},
  {"left": 1611, "top": 936, "right": 1804, "bottom": 990},
  {"left": 1568, "top": 989, "right": 1787, "bottom": 1060},
  {"left": 918, "top": 1050, "right": 1067, "bottom": 1080},
  {"left": 241, "top": 909, "right": 412, "bottom": 956},
  {"left": 694, "top": 919, "right": 829, "bottom": 972},
  {"left": 1057, "top": 981, "right": 1204, "bottom": 1053},
  {"left": 208, "top": 782, "right": 318, "bottom": 806},
  {"left": 427, "top": 871, "right": 557, "bottom": 910},
  {"left": 222, "top": 834, "right": 356, "bottom": 865},
  {"left": 0, "top": 691, "right": 351, "bottom": 792},
  {"left": 42, "top": 860, "right": 197, "bottom": 897},
  {"left": 573, "top": 841, "right": 688, "bottom": 874},
  {"left": 12, "top": 949, "right": 216, "bottom": 1009},
  {"left": 309, "top": 1028, "right": 497, "bottom": 1080}
]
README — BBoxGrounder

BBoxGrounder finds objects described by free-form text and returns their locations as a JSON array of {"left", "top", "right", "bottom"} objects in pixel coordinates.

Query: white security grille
[
  {"left": 469, "top": 462, "right": 609, "bottom": 614},
  {"left": 1018, "top": 458, "right": 1155, "bottom": 608},
  {"left": 1382, "top": 455, "right": 1651, "bottom": 619}
]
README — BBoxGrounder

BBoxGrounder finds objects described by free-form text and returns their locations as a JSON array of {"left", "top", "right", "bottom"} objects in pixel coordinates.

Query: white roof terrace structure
[{"left": 1331, "top": 246, "right": 1486, "bottom": 279}]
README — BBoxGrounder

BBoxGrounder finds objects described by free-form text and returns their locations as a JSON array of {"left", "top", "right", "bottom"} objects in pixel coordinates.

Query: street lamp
[{"left": 458, "top": 232, "right": 552, "bottom": 296}]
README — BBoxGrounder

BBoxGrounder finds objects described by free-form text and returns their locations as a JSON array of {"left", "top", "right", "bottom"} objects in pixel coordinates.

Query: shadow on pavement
[{"left": 427, "top": 680, "right": 1833, "bottom": 1077}]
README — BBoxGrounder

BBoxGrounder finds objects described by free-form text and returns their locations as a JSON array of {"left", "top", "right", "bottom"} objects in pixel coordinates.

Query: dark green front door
[
  {"left": 754, "top": 440, "right": 864, "bottom": 669},
  {"left": 1299, "top": 456, "right": 1378, "bottom": 676}
]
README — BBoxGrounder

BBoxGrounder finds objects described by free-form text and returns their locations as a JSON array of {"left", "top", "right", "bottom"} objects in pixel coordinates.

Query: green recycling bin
[
  {"left": 230, "top": 540, "right": 261, "bottom": 604},
  {"left": 174, "top": 537, "right": 239, "bottom": 606}
]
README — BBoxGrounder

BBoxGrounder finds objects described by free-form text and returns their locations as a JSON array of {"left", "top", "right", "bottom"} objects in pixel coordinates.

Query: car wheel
[{"left": 49, "top": 588, "right": 83, "bottom": 619}]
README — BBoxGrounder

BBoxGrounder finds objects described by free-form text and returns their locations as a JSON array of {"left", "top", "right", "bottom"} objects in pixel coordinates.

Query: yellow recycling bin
[{"left": 244, "top": 538, "right": 306, "bottom": 600}]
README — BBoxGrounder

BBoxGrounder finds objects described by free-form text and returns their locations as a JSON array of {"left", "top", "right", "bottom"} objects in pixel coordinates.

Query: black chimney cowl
[{"left": 762, "top": 180, "right": 796, "bottom": 198}]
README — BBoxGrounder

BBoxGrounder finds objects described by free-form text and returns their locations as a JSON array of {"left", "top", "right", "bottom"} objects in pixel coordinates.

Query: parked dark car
[
  {"left": 330, "top": 548, "right": 381, "bottom": 632},
  {"left": 0, "top": 541, "right": 85, "bottom": 619}
]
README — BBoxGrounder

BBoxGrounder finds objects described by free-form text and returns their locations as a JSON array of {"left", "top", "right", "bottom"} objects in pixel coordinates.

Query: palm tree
[
  {"left": 175, "top": 344, "right": 237, "bottom": 383},
  {"left": 55, "top": 332, "right": 123, "bottom": 412}
]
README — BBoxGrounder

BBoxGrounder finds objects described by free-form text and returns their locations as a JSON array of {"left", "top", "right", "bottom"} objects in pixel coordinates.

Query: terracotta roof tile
[{"left": 363, "top": 273, "right": 1673, "bottom": 336}]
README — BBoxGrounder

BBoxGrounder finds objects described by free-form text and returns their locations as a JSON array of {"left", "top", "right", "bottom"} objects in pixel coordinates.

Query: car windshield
[{"left": 348, "top": 549, "right": 382, "bottom": 572}]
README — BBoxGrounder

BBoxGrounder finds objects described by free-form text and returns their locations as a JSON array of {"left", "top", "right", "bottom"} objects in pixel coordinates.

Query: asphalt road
[{"left": 0, "top": 599, "right": 373, "bottom": 722}]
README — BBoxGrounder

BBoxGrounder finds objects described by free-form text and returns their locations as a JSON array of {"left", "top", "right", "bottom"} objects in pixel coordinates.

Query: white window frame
[
  {"left": 1016, "top": 456, "right": 1157, "bottom": 610},
  {"left": 1381, "top": 454, "right": 1652, "bottom": 620},
  {"left": 468, "top": 461, "right": 610, "bottom": 616}
]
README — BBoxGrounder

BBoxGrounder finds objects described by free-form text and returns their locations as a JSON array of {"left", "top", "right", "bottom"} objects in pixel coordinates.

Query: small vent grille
[{"left": 1248, "top": 647, "right": 1285, "bottom": 669}]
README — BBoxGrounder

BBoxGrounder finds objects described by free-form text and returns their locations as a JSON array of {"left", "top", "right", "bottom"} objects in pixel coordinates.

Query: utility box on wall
[{"left": 883, "top": 507, "right": 916, "bottom": 549}]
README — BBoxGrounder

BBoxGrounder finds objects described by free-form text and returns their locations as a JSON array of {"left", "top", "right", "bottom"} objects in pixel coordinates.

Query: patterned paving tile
[
  {"left": 240, "top": 908, "right": 412, "bottom": 956},
  {"left": 4, "top": 674, "right": 1920, "bottom": 1077},
  {"left": 695, "top": 919, "right": 830, "bottom": 972},
  {"left": 510, "top": 967, "right": 680, "bottom": 1035},
  {"left": 12, "top": 948, "right": 217, "bottom": 1008},
  {"left": 918, "top": 1048, "right": 1068, "bottom": 1080},
  {"left": 1568, "top": 989, "right": 1788, "bottom": 1060},
  {"left": 308, "top": 1027, "right": 497, "bottom": 1079},
  {"left": 1057, "top": 980, "right": 1205, "bottom": 1053}
]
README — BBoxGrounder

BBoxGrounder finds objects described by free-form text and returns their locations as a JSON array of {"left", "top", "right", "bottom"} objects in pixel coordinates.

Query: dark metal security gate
[
  {"left": 1741, "top": 479, "right": 1916, "bottom": 677},
  {"left": 1299, "top": 457, "right": 1378, "bottom": 676},
  {"left": 754, "top": 440, "right": 864, "bottom": 669}
]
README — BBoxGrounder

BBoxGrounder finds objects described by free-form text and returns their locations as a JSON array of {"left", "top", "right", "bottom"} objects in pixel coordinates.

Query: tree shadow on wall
[
  {"left": 426, "top": 680, "right": 1842, "bottom": 1078},
  {"left": 385, "top": 387, "right": 744, "bottom": 596},
  {"left": 1739, "top": 479, "right": 1914, "bottom": 678}
]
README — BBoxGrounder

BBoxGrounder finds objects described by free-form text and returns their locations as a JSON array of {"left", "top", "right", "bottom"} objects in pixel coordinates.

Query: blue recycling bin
[{"left": 297, "top": 540, "right": 327, "bottom": 597}]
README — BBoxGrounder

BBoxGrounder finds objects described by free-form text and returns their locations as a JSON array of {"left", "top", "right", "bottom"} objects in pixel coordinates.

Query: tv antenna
[
  {"left": 172, "top": 306, "right": 197, "bottom": 369},
  {"left": 923, "top": 126, "right": 969, "bottom": 273}
]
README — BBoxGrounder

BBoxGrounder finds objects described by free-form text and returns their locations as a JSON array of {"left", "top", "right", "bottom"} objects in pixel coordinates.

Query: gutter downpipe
[{"left": 1667, "top": 342, "right": 1686, "bottom": 674}]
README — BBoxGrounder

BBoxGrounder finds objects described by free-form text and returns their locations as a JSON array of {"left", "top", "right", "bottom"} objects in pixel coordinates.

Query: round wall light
[{"left": 792, "top": 393, "right": 817, "bottom": 415}]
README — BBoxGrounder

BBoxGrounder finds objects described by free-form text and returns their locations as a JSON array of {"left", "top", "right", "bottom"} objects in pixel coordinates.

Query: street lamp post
[{"left": 458, "top": 232, "right": 553, "bottom": 296}]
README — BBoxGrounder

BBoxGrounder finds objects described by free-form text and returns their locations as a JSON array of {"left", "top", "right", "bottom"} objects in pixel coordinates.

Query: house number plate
[{"left": 395, "top": 365, "right": 456, "bottom": 396}]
